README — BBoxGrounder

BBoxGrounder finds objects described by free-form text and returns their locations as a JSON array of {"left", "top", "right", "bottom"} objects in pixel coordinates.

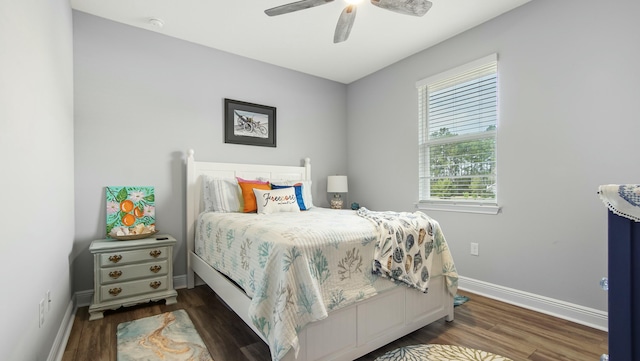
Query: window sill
[{"left": 416, "top": 202, "right": 501, "bottom": 215}]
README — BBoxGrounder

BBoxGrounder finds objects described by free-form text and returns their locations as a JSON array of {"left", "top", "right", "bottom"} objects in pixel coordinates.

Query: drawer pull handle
[
  {"left": 150, "top": 281, "right": 162, "bottom": 289},
  {"left": 150, "top": 265, "right": 162, "bottom": 273},
  {"left": 108, "top": 255, "right": 122, "bottom": 263},
  {"left": 149, "top": 250, "right": 162, "bottom": 258},
  {"left": 108, "top": 287, "right": 122, "bottom": 296},
  {"left": 109, "top": 270, "right": 123, "bottom": 279}
]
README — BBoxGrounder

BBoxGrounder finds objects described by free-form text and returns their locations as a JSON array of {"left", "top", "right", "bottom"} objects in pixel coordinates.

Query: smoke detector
[{"left": 148, "top": 18, "right": 164, "bottom": 28}]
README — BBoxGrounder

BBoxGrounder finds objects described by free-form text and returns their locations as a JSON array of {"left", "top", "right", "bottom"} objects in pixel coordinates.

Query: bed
[{"left": 185, "top": 149, "right": 457, "bottom": 361}]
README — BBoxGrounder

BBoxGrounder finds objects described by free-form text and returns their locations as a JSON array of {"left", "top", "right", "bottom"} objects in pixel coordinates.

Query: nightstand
[{"left": 88, "top": 234, "right": 178, "bottom": 320}]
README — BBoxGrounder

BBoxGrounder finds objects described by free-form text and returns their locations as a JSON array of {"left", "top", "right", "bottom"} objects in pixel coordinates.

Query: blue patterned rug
[
  {"left": 454, "top": 294, "right": 470, "bottom": 306},
  {"left": 116, "top": 309, "right": 213, "bottom": 361},
  {"left": 375, "top": 344, "right": 512, "bottom": 361}
]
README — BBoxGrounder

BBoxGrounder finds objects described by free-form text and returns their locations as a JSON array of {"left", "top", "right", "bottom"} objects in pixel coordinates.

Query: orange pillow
[{"left": 238, "top": 182, "right": 271, "bottom": 213}]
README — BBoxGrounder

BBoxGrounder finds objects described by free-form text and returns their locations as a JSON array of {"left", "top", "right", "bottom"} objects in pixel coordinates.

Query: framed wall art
[{"left": 224, "top": 98, "right": 276, "bottom": 147}]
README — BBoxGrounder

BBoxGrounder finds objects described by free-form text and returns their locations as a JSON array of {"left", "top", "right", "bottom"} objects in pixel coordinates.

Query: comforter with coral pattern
[{"left": 195, "top": 207, "right": 457, "bottom": 361}]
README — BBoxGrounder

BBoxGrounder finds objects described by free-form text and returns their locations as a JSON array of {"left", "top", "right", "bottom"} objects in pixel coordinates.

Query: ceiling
[{"left": 70, "top": 0, "right": 530, "bottom": 84}]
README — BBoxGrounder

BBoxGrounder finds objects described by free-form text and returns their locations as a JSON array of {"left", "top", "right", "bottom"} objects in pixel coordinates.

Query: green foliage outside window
[{"left": 428, "top": 126, "right": 495, "bottom": 200}]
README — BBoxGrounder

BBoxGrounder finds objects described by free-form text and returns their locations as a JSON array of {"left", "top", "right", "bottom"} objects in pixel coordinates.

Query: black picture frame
[{"left": 224, "top": 98, "right": 276, "bottom": 147}]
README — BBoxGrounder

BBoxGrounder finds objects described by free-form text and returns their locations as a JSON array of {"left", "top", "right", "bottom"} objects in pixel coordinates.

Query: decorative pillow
[
  {"left": 253, "top": 187, "right": 300, "bottom": 214},
  {"left": 271, "top": 180, "right": 314, "bottom": 209},
  {"left": 300, "top": 180, "right": 314, "bottom": 209},
  {"left": 236, "top": 177, "right": 269, "bottom": 185},
  {"left": 271, "top": 183, "right": 306, "bottom": 210},
  {"left": 239, "top": 182, "right": 271, "bottom": 213},
  {"left": 203, "top": 177, "right": 243, "bottom": 212}
]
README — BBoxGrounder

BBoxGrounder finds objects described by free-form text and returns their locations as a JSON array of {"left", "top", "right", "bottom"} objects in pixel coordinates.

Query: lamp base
[{"left": 330, "top": 198, "right": 343, "bottom": 209}]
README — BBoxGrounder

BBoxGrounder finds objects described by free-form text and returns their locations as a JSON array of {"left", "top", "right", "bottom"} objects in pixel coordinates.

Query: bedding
[
  {"left": 269, "top": 179, "right": 314, "bottom": 209},
  {"left": 238, "top": 181, "right": 272, "bottom": 212},
  {"left": 358, "top": 207, "right": 458, "bottom": 293},
  {"left": 271, "top": 183, "right": 307, "bottom": 210},
  {"left": 195, "top": 207, "right": 457, "bottom": 361},
  {"left": 253, "top": 187, "right": 300, "bottom": 214},
  {"left": 203, "top": 176, "right": 314, "bottom": 213},
  {"left": 202, "top": 176, "right": 243, "bottom": 212}
]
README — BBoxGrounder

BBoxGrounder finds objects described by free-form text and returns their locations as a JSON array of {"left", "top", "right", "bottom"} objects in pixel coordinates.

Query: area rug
[
  {"left": 375, "top": 344, "right": 513, "bottom": 361},
  {"left": 116, "top": 309, "right": 213, "bottom": 361},
  {"left": 454, "top": 294, "right": 470, "bottom": 307}
]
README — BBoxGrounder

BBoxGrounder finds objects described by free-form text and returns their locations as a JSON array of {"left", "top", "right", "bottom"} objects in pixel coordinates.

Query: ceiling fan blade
[
  {"left": 334, "top": 5, "right": 357, "bottom": 43},
  {"left": 265, "top": 0, "right": 334, "bottom": 16},
  {"left": 370, "top": 0, "right": 432, "bottom": 16}
]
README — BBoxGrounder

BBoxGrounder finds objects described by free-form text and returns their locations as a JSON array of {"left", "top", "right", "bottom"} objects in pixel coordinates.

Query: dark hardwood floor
[{"left": 62, "top": 286, "right": 607, "bottom": 361}]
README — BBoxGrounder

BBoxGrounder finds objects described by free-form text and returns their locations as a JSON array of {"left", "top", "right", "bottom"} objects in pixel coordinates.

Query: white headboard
[{"left": 185, "top": 149, "right": 311, "bottom": 287}]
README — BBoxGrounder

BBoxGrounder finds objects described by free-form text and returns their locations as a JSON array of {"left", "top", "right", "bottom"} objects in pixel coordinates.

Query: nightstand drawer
[
  {"left": 100, "top": 260, "right": 168, "bottom": 284},
  {"left": 98, "top": 276, "right": 169, "bottom": 302},
  {"left": 99, "top": 246, "right": 168, "bottom": 267}
]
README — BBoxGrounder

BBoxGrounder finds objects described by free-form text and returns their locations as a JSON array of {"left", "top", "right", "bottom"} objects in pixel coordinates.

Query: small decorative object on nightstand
[
  {"left": 351, "top": 202, "right": 360, "bottom": 210},
  {"left": 327, "top": 175, "right": 348, "bottom": 209},
  {"left": 88, "top": 234, "right": 178, "bottom": 320}
]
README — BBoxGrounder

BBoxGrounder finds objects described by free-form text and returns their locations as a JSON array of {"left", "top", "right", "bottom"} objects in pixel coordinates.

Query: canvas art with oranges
[{"left": 106, "top": 186, "right": 155, "bottom": 239}]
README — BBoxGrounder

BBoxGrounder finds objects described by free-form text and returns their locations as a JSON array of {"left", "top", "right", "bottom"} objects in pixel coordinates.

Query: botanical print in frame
[
  {"left": 224, "top": 98, "right": 276, "bottom": 147},
  {"left": 105, "top": 186, "right": 155, "bottom": 237}
]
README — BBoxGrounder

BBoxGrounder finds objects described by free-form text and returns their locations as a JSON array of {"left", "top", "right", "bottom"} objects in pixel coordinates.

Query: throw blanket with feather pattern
[{"left": 357, "top": 207, "right": 458, "bottom": 294}]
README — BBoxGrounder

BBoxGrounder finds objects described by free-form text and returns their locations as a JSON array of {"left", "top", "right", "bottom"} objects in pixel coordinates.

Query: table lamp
[{"left": 327, "top": 175, "right": 348, "bottom": 209}]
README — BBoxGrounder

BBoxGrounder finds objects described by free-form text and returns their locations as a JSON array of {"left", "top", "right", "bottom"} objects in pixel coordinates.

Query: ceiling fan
[{"left": 265, "top": 0, "right": 433, "bottom": 43}]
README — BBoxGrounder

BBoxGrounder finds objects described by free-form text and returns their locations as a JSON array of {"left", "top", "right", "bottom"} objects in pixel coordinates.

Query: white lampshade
[{"left": 327, "top": 175, "right": 348, "bottom": 193}]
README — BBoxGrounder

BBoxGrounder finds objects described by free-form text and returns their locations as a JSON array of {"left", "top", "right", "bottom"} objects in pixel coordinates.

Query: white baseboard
[
  {"left": 75, "top": 289, "right": 93, "bottom": 308},
  {"left": 48, "top": 296, "right": 77, "bottom": 361},
  {"left": 173, "top": 274, "right": 187, "bottom": 290},
  {"left": 458, "top": 276, "right": 608, "bottom": 331}
]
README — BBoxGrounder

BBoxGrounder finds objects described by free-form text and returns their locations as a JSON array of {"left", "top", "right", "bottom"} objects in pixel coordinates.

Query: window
[{"left": 416, "top": 54, "right": 499, "bottom": 214}]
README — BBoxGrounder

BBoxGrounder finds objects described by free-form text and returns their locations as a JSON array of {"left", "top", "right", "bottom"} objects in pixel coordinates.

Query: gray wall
[
  {"left": 72, "top": 11, "right": 348, "bottom": 292},
  {"left": 347, "top": 0, "right": 640, "bottom": 311},
  {"left": 0, "top": 0, "right": 75, "bottom": 359}
]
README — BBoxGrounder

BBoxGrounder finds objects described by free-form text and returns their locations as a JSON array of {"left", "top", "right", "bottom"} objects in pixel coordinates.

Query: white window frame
[{"left": 416, "top": 54, "right": 500, "bottom": 215}]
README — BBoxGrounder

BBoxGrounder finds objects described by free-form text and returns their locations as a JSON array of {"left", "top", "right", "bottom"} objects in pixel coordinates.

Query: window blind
[{"left": 417, "top": 54, "right": 498, "bottom": 204}]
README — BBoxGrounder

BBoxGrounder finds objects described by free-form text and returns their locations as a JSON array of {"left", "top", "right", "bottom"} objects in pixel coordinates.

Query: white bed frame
[{"left": 185, "top": 149, "right": 454, "bottom": 361}]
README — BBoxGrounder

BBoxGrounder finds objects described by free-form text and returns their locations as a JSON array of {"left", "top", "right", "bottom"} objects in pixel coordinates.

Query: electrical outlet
[
  {"left": 470, "top": 242, "right": 479, "bottom": 256},
  {"left": 39, "top": 299, "right": 45, "bottom": 328}
]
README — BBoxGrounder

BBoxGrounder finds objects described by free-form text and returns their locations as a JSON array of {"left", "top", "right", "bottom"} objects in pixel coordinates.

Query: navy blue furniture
[{"left": 607, "top": 210, "right": 640, "bottom": 360}]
